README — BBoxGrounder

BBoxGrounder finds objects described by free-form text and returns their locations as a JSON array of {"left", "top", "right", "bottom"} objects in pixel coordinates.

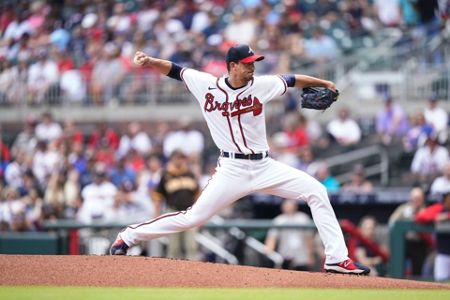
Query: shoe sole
[{"left": 325, "top": 267, "right": 370, "bottom": 275}]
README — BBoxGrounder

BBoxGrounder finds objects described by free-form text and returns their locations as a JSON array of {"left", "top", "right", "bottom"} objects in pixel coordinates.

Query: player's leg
[
  {"left": 253, "top": 158, "right": 369, "bottom": 274},
  {"left": 111, "top": 158, "right": 251, "bottom": 253}
]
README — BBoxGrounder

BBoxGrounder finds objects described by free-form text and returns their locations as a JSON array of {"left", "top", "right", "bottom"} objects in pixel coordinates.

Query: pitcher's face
[{"left": 230, "top": 61, "right": 255, "bottom": 82}]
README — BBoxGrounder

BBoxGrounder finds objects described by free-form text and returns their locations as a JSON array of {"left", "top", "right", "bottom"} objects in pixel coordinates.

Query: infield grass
[{"left": 0, "top": 287, "right": 449, "bottom": 300}]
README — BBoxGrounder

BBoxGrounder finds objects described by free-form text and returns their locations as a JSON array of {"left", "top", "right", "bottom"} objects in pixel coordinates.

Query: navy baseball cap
[{"left": 225, "top": 44, "right": 264, "bottom": 63}]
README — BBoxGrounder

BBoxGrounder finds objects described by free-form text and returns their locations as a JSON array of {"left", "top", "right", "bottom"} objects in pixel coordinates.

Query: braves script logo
[{"left": 204, "top": 93, "right": 262, "bottom": 117}]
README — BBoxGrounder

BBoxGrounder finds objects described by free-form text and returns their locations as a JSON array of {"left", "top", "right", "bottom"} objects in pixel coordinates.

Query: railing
[{"left": 324, "top": 144, "right": 390, "bottom": 186}]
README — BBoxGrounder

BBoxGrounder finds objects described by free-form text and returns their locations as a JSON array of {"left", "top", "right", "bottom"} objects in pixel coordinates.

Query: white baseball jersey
[{"left": 181, "top": 68, "right": 288, "bottom": 154}]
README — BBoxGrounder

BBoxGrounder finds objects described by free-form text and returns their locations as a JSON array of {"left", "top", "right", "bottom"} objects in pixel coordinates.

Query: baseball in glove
[{"left": 300, "top": 87, "right": 339, "bottom": 110}]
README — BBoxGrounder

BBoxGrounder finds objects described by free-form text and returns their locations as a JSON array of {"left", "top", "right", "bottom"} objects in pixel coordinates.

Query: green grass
[{"left": 0, "top": 287, "right": 449, "bottom": 300}]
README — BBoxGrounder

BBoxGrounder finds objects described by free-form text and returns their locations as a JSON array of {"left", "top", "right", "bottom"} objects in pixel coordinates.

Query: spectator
[
  {"left": 414, "top": 0, "right": 441, "bottom": 40},
  {"left": 269, "top": 132, "right": 299, "bottom": 168},
  {"left": 152, "top": 150, "right": 199, "bottom": 260},
  {"left": 137, "top": 154, "right": 163, "bottom": 195},
  {"left": 77, "top": 163, "right": 117, "bottom": 224},
  {"left": 111, "top": 180, "right": 153, "bottom": 224},
  {"left": 0, "top": 186, "right": 27, "bottom": 231},
  {"left": 88, "top": 122, "right": 120, "bottom": 150},
  {"left": 163, "top": 118, "right": 204, "bottom": 162},
  {"left": 32, "top": 140, "right": 62, "bottom": 186},
  {"left": 326, "top": 106, "right": 362, "bottom": 146},
  {"left": 423, "top": 96, "right": 448, "bottom": 144},
  {"left": 0, "top": 55, "right": 29, "bottom": 105},
  {"left": 399, "top": 0, "right": 419, "bottom": 27},
  {"left": 4, "top": 150, "right": 27, "bottom": 190},
  {"left": 11, "top": 115, "right": 37, "bottom": 156},
  {"left": 118, "top": 122, "right": 152, "bottom": 158},
  {"left": 90, "top": 43, "right": 127, "bottom": 105},
  {"left": 403, "top": 110, "right": 433, "bottom": 152},
  {"left": 374, "top": 0, "right": 401, "bottom": 27},
  {"left": 0, "top": 130, "right": 11, "bottom": 180},
  {"left": 109, "top": 157, "right": 136, "bottom": 187},
  {"left": 107, "top": 3, "right": 132, "bottom": 35},
  {"left": 62, "top": 119, "right": 84, "bottom": 146},
  {"left": 297, "top": 146, "right": 317, "bottom": 173},
  {"left": 304, "top": 28, "right": 340, "bottom": 64},
  {"left": 416, "top": 192, "right": 450, "bottom": 281},
  {"left": 430, "top": 161, "right": 450, "bottom": 196},
  {"left": 35, "top": 112, "right": 62, "bottom": 143},
  {"left": 312, "top": 161, "right": 340, "bottom": 193},
  {"left": 27, "top": 49, "right": 59, "bottom": 104},
  {"left": 376, "top": 96, "right": 409, "bottom": 145},
  {"left": 44, "top": 172, "right": 66, "bottom": 218},
  {"left": 355, "top": 215, "right": 384, "bottom": 276},
  {"left": 342, "top": 164, "right": 374, "bottom": 193},
  {"left": 389, "top": 187, "right": 428, "bottom": 276},
  {"left": 264, "top": 199, "right": 316, "bottom": 271},
  {"left": 63, "top": 169, "right": 81, "bottom": 218},
  {"left": 22, "top": 187, "right": 43, "bottom": 229},
  {"left": 281, "top": 112, "right": 309, "bottom": 153},
  {"left": 411, "top": 132, "right": 449, "bottom": 185},
  {"left": 224, "top": 11, "right": 257, "bottom": 45}
]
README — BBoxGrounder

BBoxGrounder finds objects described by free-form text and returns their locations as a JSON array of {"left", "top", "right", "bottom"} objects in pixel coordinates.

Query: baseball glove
[{"left": 300, "top": 87, "right": 339, "bottom": 110}]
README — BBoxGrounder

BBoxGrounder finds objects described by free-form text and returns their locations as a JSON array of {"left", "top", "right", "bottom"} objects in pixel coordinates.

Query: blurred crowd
[
  {"left": 0, "top": 90, "right": 448, "bottom": 232},
  {"left": 0, "top": 0, "right": 449, "bottom": 105}
]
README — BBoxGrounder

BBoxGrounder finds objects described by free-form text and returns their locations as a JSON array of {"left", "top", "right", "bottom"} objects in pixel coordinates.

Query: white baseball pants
[{"left": 120, "top": 156, "right": 349, "bottom": 264}]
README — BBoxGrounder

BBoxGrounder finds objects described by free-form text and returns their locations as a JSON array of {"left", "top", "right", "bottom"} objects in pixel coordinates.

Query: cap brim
[{"left": 239, "top": 55, "right": 264, "bottom": 63}]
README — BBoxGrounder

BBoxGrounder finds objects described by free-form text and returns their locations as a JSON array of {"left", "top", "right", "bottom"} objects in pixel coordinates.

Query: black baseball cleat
[
  {"left": 110, "top": 234, "right": 129, "bottom": 255},
  {"left": 324, "top": 258, "right": 370, "bottom": 275}
]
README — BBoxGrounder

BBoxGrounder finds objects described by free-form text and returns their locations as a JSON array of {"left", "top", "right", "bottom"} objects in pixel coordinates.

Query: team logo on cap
[{"left": 248, "top": 47, "right": 254, "bottom": 54}]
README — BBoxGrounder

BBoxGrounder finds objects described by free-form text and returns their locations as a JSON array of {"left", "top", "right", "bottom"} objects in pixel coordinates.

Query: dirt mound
[{"left": 0, "top": 255, "right": 448, "bottom": 289}]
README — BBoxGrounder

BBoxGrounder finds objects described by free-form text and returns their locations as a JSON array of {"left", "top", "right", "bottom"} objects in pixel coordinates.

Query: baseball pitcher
[{"left": 110, "top": 44, "right": 369, "bottom": 275}]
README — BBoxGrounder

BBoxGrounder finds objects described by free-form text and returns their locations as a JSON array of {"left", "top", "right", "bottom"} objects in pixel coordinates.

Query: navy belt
[{"left": 221, "top": 151, "right": 269, "bottom": 160}]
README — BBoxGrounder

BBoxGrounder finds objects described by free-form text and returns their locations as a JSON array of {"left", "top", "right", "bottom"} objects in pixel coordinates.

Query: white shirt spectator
[
  {"left": 28, "top": 59, "right": 59, "bottom": 91},
  {"left": 430, "top": 176, "right": 450, "bottom": 195},
  {"left": 137, "top": 7, "right": 159, "bottom": 33},
  {"left": 430, "top": 161, "right": 450, "bottom": 195},
  {"left": 411, "top": 145, "right": 449, "bottom": 176},
  {"left": 327, "top": 118, "right": 361, "bottom": 145},
  {"left": 267, "top": 212, "right": 314, "bottom": 266},
  {"left": 3, "top": 19, "right": 32, "bottom": 41},
  {"left": 77, "top": 181, "right": 118, "bottom": 224},
  {"left": 374, "top": 0, "right": 400, "bottom": 26},
  {"left": 225, "top": 15, "right": 257, "bottom": 45},
  {"left": 424, "top": 105, "right": 448, "bottom": 141},
  {"left": 35, "top": 121, "right": 62, "bottom": 143},
  {"left": 111, "top": 191, "right": 154, "bottom": 223},
  {"left": 60, "top": 70, "right": 86, "bottom": 102},
  {"left": 163, "top": 129, "right": 204, "bottom": 158},
  {"left": 118, "top": 132, "right": 152, "bottom": 157},
  {"left": 0, "top": 199, "right": 25, "bottom": 227},
  {"left": 32, "top": 147, "right": 62, "bottom": 184},
  {"left": 191, "top": 10, "right": 210, "bottom": 33}
]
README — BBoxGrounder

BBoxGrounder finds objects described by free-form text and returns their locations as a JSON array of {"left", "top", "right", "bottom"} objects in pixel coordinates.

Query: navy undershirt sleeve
[
  {"left": 167, "top": 62, "right": 183, "bottom": 81},
  {"left": 281, "top": 74, "right": 295, "bottom": 87}
]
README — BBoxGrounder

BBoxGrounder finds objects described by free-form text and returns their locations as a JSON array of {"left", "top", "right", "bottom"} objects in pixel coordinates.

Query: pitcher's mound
[{"left": 0, "top": 255, "right": 448, "bottom": 289}]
